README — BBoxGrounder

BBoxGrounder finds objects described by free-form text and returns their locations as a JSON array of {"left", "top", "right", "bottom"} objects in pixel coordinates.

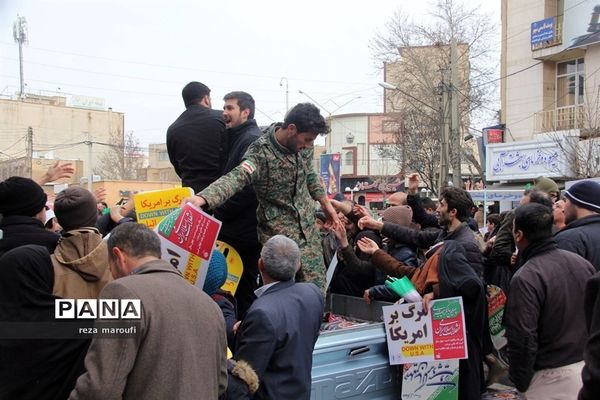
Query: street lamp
[
  {"left": 345, "top": 184, "right": 359, "bottom": 201},
  {"left": 279, "top": 77, "right": 289, "bottom": 113},
  {"left": 298, "top": 90, "right": 332, "bottom": 115}
]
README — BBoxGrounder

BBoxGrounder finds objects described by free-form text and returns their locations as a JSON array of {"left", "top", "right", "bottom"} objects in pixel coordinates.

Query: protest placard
[
  {"left": 134, "top": 187, "right": 194, "bottom": 228},
  {"left": 383, "top": 297, "right": 468, "bottom": 365},
  {"left": 487, "top": 285, "right": 507, "bottom": 349},
  {"left": 156, "top": 203, "right": 221, "bottom": 289},
  {"left": 402, "top": 360, "right": 459, "bottom": 400},
  {"left": 215, "top": 240, "right": 243, "bottom": 295}
]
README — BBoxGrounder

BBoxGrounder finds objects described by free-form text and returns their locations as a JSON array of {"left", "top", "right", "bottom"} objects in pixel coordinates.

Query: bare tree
[
  {"left": 94, "top": 130, "right": 145, "bottom": 180},
  {"left": 371, "top": 0, "right": 498, "bottom": 194}
]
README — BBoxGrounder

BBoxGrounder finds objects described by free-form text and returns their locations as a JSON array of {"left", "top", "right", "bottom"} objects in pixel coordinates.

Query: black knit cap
[
  {"left": 564, "top": 180, "right": 600, "bottom": 214},
  {"left": 0, "top": 176, "right": 47, "bottom": 217},
  {"left": 54, "top": 187, "right": 98, "bottom": 231},
  {"left": 182, "top": 81, "right": 210, "bottom": 108}
]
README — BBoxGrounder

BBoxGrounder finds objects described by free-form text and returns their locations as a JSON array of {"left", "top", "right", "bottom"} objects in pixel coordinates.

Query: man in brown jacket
[
  {"left": 69, "top": 223, "right": 228, "bottom": 400},
  {"left": 52, "top": 187, "right": 112, "bottom": 299}
]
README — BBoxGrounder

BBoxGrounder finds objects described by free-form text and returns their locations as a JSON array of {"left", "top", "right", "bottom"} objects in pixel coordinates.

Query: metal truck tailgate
[{"left": 310, "top": 295, "right": 402, "bottom": 399}]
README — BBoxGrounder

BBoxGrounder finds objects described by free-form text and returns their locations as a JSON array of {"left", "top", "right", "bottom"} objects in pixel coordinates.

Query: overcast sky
[{"left": 0, "top": 0, "right": 500, "bottom": 149}]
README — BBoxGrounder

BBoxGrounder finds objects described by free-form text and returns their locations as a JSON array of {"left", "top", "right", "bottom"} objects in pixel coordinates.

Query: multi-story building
[
  {"left": 326, "top": 113, "right": 403, "bottom": 205},
  {"left": 0, "top": 94, "right": 124, "bottom": 183},
  {"left": 494, "top": 0, "right": 600, "bottom": 184},
  {"left": 381, "top": 43, "right": 479, "bottom": 193},
  {"left": 142, "top": 143, "right": 179, "bottom": 182}
]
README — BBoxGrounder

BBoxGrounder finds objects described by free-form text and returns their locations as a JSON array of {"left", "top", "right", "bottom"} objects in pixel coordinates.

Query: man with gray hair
[
  {"left": 234, "top": 235, "right": 324, "bottom": 400},
  {"left": 69, "top": 223, "right": 227, "bottom": 400}
]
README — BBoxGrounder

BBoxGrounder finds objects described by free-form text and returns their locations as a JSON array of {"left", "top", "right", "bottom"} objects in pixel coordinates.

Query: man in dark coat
[
  {"left": 234, "top": 235, "right": 324, "bottom": 400},
  {"left": 0, "top": 176, "right": 59, "bottom": 256},
  {"left": 166, "top": 81, "right": 227, "bottom": 193},
  {"left": 555, "top": 180, "right": 600, "bottom": 271},
  {"left": 425, "top": 240, "right": 486, "bottom": 400},
  {"left": 213, "top": 91, "right": 263, "bottom": 318},
  {"left": 504, "top": 203, "right": 594, "bottom": 399},
  {"left": 580, "top": 271, "right": 600, "bottom": 400}
]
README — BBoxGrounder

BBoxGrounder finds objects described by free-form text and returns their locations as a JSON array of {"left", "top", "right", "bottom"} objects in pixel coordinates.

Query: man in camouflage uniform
[{"left": 185, "top": 103, "right": 340, "bottom": 292}]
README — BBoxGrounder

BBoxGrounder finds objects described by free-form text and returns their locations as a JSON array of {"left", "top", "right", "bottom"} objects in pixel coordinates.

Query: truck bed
[{"left": 311, "top": 294, "right": 402, "bottom": 400}]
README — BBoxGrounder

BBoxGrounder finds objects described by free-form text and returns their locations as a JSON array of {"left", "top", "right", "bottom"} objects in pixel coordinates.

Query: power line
[{"left": 0, "top": 41, "right": 376, "bottom": 86}]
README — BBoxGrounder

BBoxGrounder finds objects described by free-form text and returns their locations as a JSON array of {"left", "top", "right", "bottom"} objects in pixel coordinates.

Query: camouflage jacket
[{"left": 199, "top": 124, "right": 325, "bottom": 245}]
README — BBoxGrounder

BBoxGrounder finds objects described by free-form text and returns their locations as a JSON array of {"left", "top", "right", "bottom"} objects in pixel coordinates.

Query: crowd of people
[{"left": 1, "top": 80, "right": 600, "bottom": 400}]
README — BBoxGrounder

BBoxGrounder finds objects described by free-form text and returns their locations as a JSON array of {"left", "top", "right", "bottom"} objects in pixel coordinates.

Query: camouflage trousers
[{"left": 295, "top": 231, "right": 327, "bottom": 296}]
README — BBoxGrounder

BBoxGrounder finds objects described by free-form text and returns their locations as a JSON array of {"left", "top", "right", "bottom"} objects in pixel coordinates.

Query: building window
[
  {"left": 158, "top": 151, "right": 169, "bottom": 161},
  {"left": 345, "top": 151, "right": 353, "bottom": 166},
  {"left": 556, "top": 58, "right": 584, "bottom": 108}
]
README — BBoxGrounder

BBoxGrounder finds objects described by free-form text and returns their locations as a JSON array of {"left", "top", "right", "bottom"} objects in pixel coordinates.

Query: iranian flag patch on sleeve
[{"left": 241, "top": 160, "right": 256, "bottom": 175}]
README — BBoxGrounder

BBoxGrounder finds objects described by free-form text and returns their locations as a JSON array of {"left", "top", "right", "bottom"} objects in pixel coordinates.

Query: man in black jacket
[
  {"left": 166, "top": 81, "right": 227, "bottom": 193},
  {"left": 555, "top": 180, "right": 600, "bottom": 271},
  {"left": 504, "top": 203, "right": 594, "bottom": 399},
  {"left": 214, "top": 91, "right": 262, "bottom": 318},
  {"left": 0, "top": 176, "right": 59, "bottom": 257}
]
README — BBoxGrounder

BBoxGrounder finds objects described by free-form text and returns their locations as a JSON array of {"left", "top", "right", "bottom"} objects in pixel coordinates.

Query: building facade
[{"left": 498, "top": 0, "right": 600, "bottom": 183}]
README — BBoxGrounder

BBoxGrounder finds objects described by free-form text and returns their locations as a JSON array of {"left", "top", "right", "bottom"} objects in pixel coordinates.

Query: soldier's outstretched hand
[{"left": 183, "top": 195, "right": 207, "bottom": 209}]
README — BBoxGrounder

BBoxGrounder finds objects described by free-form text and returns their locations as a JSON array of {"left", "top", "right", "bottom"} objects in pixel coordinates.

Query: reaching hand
[
  {"left": 356, "top": 237, "right": 380, "bottom": 255},
  {"left": 422, "top": 292, "right": 434, "bottom": 314},
  {"left": 38, "top": 161, "right": 75, "bottom": 185},
  {"left": 352, "top": 204, "right": 371, "bottom": 219},
  {"left": 183, "top": 195, "right": 207, "bottom": 209},
  {"left": 357, "top": 215, "right": 383, "bottom": 231},
  {"left": 407, "top": 173, "right": 420, "bottom": 195},
  {"left": 363, "top": 289, "right": 372, "bottom": 304},
  {"left": 331, "top": 221, "right": 348, "bottom": 247},
  {"left": 93, "top": 187, "right": 107, "bottom": 203}
]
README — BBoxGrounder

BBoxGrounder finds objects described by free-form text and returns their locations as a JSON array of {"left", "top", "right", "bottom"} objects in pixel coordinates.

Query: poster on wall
[
  {"left": 320, "top": 153, "right": 341, "bottom": 195},
  {"left": 383, "top": 297, "right": 468, "bottom": 365}
]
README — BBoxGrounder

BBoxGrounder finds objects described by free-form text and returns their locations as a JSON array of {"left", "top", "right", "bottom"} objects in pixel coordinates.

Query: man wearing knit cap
[
  {"left": 0, "top": 176, "right": 59, "bottom": 256},
  {"left": 52, "top": 186, "right": 112, "bottom": 299},
  {"left": 533, "top": 176, "right": 560, "bottom": 201},
  {"left": 166, "top": 81, "right": 227, "bottom": 193},
  {"left": 555, "top": 180, "right": 600, "bottom": 271}
]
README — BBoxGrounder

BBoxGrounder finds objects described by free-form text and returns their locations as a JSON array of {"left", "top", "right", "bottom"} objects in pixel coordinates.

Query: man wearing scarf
[{"left": 504, "top": 203, "right": 595, "bottom": 399}]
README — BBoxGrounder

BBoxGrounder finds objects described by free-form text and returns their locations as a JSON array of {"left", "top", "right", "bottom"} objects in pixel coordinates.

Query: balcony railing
[
  {"left": 534, "top": 105, "right": 585, "bottom": 132},
  {"left": 531, "top": 16, "right": 563, "bottom": 51}
]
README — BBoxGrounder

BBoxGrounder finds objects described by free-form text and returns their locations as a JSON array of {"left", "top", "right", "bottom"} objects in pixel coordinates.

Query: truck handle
[{"left": 348, "top": 346, "right": 370, "bottom": 356}]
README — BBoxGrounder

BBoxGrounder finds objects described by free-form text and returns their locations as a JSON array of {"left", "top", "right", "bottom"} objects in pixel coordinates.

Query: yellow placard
[
  {"left": 134, "top": 187, "right": 194, "bottom": 228},
  {"left": 216, "top": 240, "right": 244, "bottom": 295}
]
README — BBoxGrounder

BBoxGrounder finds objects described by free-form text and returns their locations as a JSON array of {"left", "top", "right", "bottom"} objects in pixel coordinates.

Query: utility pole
[
  {"left": 450, "top": 39, "right": 462, "bottom": 188},
  {"left": 13, "top": 16, "right": 28, "bottom": 101},
  {"left": 85, "top": 132, "right": 93, "bottom": 192},
  {"left": 439, "top": 69, "right": 450, "bottom": 197},
  {"left": 26, "top": 126, "right": 33, "bottom": 178}
]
